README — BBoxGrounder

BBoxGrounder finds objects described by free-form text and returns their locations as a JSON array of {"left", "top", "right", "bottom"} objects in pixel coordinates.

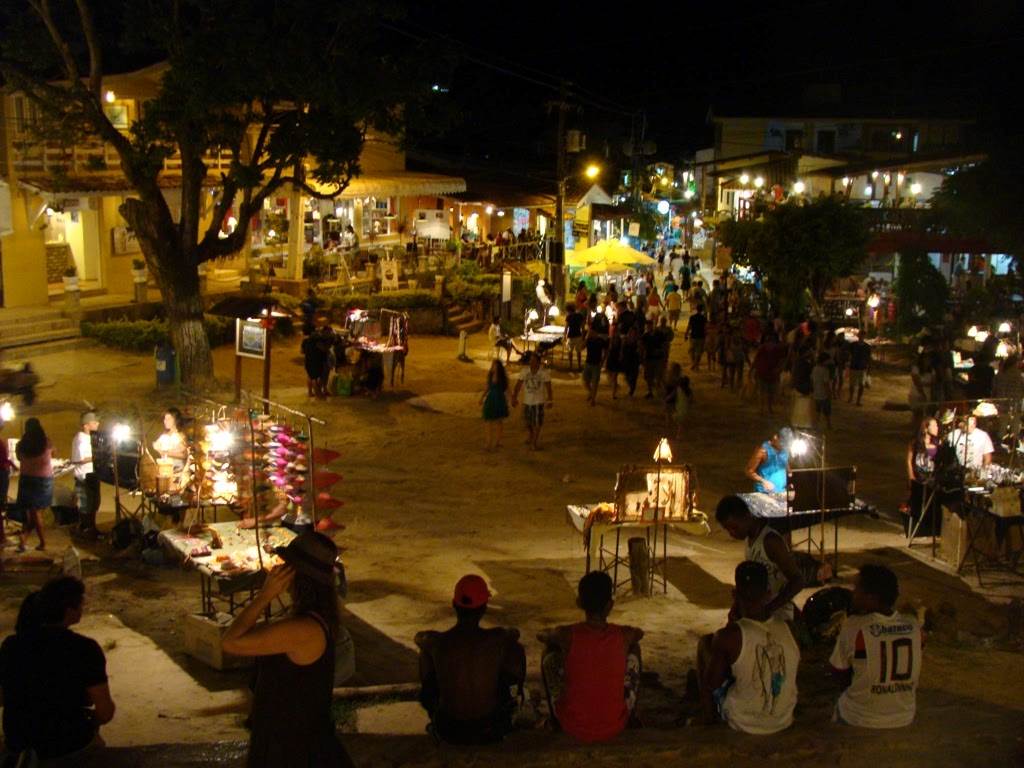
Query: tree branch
[
  {"left": 281, "top": 176, "right": 352, "bottom": 200},
  {"left": 73, "top": 0, "right": 103, "bottom": 100},
  {"left": 30, "top": 0, "right": 82, "bottom": 88}
]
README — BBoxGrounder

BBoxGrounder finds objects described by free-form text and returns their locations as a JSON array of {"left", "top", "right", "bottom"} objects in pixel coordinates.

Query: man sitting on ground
[
  {"left": 830, "top": 564, "right": 923, "bottom": 728},
  {"left": 538, "top": 571, "right": 643, "bottom": 743},
  {"left": 415, "top": 575, "right": 525, "bottom": 744},
  {"left": 697, "top": 561, "right": 800, "bottom": 734},
  {"left": 715, "top": 495, "right": 805, "bottom": 622},
  {"left": 0, "top": 576, "right": 116, "bottom": 764}
]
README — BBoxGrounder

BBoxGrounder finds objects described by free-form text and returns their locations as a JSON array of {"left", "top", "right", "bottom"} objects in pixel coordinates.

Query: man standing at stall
[
  {"left": 511, "top": 353, "right": 554, "bottom": 451},
  {"left": 70, "top": 412, "right": 101, "bottom": 536}
]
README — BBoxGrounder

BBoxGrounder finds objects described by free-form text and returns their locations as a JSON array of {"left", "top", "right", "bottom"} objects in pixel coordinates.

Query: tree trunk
[{"left": 120, "top": 197, "right": 214, "bottom": 388}]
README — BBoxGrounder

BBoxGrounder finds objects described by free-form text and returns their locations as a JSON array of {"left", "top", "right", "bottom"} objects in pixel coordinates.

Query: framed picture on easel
[
  {"left": 235, "top": 319, "right": 267, "bottom": 359},
  {"left": 613, "top": 465, "right": 694, "bottom": 522}
]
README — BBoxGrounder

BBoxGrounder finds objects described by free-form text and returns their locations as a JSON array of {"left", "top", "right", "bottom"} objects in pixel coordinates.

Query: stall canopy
[
  {"left": 306, "top": 171, "right": 466, "bottom": 199},
  {"left": 582, "top": 259, "right": 631, "bottom": 275},
  {"left": 570, "top": 239, "right": 656, "bottom": 266}
]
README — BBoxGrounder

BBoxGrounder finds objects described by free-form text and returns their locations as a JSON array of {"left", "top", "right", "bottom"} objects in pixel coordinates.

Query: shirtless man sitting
[{"left": 415, "top": 575, "right": 525, "bottom": 744}]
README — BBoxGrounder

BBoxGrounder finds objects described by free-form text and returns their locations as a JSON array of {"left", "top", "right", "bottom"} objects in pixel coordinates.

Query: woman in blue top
[{"left": 745, "top": 430, "right": 790, "bottom": 493}]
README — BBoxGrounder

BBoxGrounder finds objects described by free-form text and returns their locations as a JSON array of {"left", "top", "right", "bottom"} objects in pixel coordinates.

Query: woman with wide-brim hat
[{"left": 223, "top": 531, "right": 353, "bottom": 767}]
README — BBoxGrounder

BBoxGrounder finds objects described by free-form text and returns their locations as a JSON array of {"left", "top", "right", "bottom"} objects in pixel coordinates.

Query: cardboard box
[
  {"left": 940, "top": 506, "right": 1008, "bottom": 567},
  {"left": 183, "top": 612, "right": 252, "bottom": 670}
]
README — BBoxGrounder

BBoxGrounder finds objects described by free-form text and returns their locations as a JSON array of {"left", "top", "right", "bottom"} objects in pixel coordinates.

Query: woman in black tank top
[{"left": 223, "top": 531, "right": 353, "bottom": 767}]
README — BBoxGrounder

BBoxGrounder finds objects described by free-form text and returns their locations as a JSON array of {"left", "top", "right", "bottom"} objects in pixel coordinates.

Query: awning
[{"left": 320, "top": 172, "right": 466, "bottom": 199}]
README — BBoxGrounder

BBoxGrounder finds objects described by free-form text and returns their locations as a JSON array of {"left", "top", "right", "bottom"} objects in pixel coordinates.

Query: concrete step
[
  {"left": 0, "top": 318, "right": 77, "bottom": 339},
  {"left": 0, "top": 310, "right": 66, "bottom": 329},
  {"left": 3, "top": 337, "right": 96, "bottom": 359},
  {"left": 0, "top": 327, "right": 81, "bottom": 350}
]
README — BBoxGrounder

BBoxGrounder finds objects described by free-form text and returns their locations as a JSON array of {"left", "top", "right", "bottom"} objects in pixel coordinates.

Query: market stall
[{"left": 565, "top": 440, "right": 710, "bottom": 596}]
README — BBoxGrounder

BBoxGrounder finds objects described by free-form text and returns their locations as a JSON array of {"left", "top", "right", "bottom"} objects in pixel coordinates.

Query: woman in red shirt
[{"left": 15, "top": 418, "right": 54, "bottom": 552}]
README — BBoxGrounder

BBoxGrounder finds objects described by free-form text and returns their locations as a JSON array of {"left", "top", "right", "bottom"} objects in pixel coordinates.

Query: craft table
[
  {"left": 159, "top": 521, "right": 296, "bottom": 614},
  {"left": 566, "top": 504, "right": 710, "bottom": 594},
  {"left": 957, "top": 488, "right": 1024, "bottom": 585},
  {"left": 737, "top": 492, "right": 870, "bottom": 532}
]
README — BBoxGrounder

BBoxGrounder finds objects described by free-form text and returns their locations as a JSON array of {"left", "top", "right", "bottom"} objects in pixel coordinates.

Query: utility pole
[{"left": 551, "top": 80, "right": 570, "bottom": 303}]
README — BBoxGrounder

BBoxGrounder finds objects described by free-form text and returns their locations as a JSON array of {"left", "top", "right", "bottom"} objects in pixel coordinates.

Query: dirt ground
[{"left": 1, "top": 309, "right": 1023, "bottom": 767}]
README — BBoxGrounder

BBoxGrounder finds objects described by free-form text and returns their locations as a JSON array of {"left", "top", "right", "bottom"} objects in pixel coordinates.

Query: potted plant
[{"left": 62, "top": 264, "right": 79, "bottom": 291}]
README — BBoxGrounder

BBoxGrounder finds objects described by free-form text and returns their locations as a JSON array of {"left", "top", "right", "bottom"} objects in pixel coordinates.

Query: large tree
[
  {"left": 720, "top": 196, "right": 868, "bottom": 319},
  {"left": 0, "top": 0, "right": 440, "bottom": 386}
]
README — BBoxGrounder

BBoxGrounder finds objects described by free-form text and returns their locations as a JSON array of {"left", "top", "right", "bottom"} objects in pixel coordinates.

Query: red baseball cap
[{"left": 452, "top": 574, "right": 491, "bottom": 609}]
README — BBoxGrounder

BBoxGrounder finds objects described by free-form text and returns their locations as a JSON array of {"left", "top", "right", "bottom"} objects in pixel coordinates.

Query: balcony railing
[{"left": 11, "top": 138, "right": 232, "bottom": 180}]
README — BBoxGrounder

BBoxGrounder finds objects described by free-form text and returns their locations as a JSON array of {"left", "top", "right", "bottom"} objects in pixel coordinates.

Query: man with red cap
[{"left": 415, "top": 574, "right": 525, "bottom": 744}]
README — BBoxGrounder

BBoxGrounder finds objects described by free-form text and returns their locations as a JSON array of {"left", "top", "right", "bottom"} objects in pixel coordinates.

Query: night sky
[{"left": 404, "top": 0, "right": 1023, "bottom": 171}]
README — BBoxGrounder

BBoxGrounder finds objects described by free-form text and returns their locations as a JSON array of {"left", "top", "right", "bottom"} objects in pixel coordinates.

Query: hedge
[{"left": 81, "top": 314, "right": 287, "bottom": 352}]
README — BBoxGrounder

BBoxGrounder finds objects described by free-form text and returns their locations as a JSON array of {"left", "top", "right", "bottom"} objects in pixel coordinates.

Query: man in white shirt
[
  {"left": 698, "top": 561, "right": 800, "bottom": 734},
  {"left": 510, "top": 353, "right": 553, "bottom": 451},
  {"left": 947, "top": 415, "right": 994, "bottom": 471},
  {"left": 830, "top": 564, "right": 922, "bottom": 728},
  {"left": 71, "top": 411, "right": 101, "bottom": 534}
]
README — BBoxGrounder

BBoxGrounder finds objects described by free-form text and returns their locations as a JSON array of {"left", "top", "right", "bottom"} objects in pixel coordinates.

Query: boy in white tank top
[
  {"left": 696, "top": 561, "right": 800, "bottom": 734},
  {"left": 830, "top": 564, "right": 922, "bottom": 728}
]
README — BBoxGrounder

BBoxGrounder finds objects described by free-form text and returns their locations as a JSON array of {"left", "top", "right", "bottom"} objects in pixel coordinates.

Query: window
[
  {"left": 785, "top": 130, "right": 804, "bottom": 151},
  {"left": 816, "top": 130, "right": 836, "bottom": 154},
  {"left": 12, "top": 96, "right": 38, "bottom": 133},
  {"left": 362, "top": 197, "right": 394, "bottom": 237}
]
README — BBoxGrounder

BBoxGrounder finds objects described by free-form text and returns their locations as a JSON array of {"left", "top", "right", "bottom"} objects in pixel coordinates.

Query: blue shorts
[{"left": 712, "top": 677, "right": 735, "bottom": 719}]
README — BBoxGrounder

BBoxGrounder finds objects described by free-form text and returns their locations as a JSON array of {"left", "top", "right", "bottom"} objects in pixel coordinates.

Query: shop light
[
  {"left": 527, "top": 309, "right": 539, "bottom": 322},
  {"left": 871, "top": 171, "right": 879, "bottom": 179},
  {"left": 547, "top": 306, "right": 560, "bottom": 319},
  {"left": 864, "top": 185, "right": 873, "bottom": 197},
  {"left": 867, "top": 294, "right": 881, "bottom": 309},
  {"left": 660, "top": 177, "right": 670, "bottom": 186},
  {"left": 683, "top": 189, "right": 695, "bottom": 200},
  {"left": 845, "top": 307, "right": 855, "bottom": 317},
  {"left": 792, "top": 180, "right": 805, "bottom": 194},
  {"left": 0, "top": 402, "right": 15, "bottom": 422},
  {"left": 112, "top": 423, "right": 132, "bottom": 444},
  {"left": 753, "top": 176, "right": 764, "bottom": 188},
  {"left": 895, "top": 131, "right": 903, "bottom": 140},
  {"left": 485, "top": 205, "right": 494, "bottom": 215},
  {"left": 448, "top": 207, "right": 454, "bottom": 212},
  {"left": 267, "top": 229, "right": 277, "bottom": 239},
  {"left": 693, "top": 218, "right": 704, "bottom": 228},
  {"left": 739, "top": 173, "right": 750, "bottom": 185},
  {"left": 883, "top": 174, "right": 891, "bottom": 185},
  {"left": 657, "top": 200, "right": 670, "bottom": 215},
  {"left": 897, "top": 173, "right": 905, "bottom": 184},
  {"left": 996, "top": 342, "right": 1010, "bottom": 359},
  {"left": 334, "top": 206, "right": 344, "bottom": 218},
  {"left": 967, "top": 325, "right": 979, "bottom": 338},
  {"left": 105, "top": 90, "right": 116, "bottom": 103},
  {"left": 910, "top": 182, "right": 923, "bottom": 195},
  {"left": 496, "top": 210, "right": 505, "bottom": 217},
  {"left": 841, "top": 177, "right": 850, "bottom": 186},
  {"left": 975, "top": 330, "right": 990, "bottom": 343},
  {"left": 999, "top": 321, "right": 1012, "bottom": 334},
  {"left": 790, "top": 437, "right": 809, "bottom": 457},
  {"left": 45, "top": 207, "right": 55, "bottom": 216}
]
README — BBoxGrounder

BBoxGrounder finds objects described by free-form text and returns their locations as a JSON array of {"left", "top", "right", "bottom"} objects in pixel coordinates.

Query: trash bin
[{"left": 155, "top": 343, "right": 178, "bottom": 387}]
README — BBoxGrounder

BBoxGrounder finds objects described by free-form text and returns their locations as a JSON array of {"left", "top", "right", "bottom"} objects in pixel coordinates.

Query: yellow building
[{"left": 0, "top": 63, "right": 464, "bottom": 308}]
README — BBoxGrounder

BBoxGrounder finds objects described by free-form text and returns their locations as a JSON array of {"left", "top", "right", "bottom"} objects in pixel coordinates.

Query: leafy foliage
[
  {"left": 720, "top": 197, "right": 868, "bottom": 320},
  {"left": 82, "top": 315, "right": 237, "bottom": 352},
  {"left": 894, "top": 250, "right": 949, "bottom": 331}
]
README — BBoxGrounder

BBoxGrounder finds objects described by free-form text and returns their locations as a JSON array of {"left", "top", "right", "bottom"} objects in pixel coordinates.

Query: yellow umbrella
[
  {"left": 572, "top": 238, "right": 654, "bottom": 266},
  {"left": 564, "top": 249, "right": 594, "bottom": 267},
  {"left": 582, "top": 260, "right": 631, "bottom": 275}
]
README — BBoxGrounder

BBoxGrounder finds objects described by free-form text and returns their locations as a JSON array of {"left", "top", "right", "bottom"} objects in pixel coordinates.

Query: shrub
[
  {"left": 81, "top": 314, "right": 263, "bottom": 352},
  {"left": 367, "top": 290, "right": 439, "bottom": 310}
]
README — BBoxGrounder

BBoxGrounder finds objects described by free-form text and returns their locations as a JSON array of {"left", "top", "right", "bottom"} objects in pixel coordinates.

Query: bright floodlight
[
  {"left": 657, "top": 200, "right": 670, "bottom": 215},
  {"left": 790, "top": 437, "right": 809, "bottom": 457},
  {"left": 910, "top": 182, "right": 923, "bottom": 195},
  {"left": 105, "top": 90, "right": 116, "bottom": 103},
  {"left": 999, "top": 322, "right": 1012, "bottom": 334},
  {"left": 112, "top": 423, "right": 132, "bottom": 444},
  {"left": 585, "top": 164, "right": 600, "bottom": 180},
  {"left": 792, "top": 180, "right": 806, "bottom": 194},
  {"left": 967, "top": 325, "right": 978, "bottom": 338},
  {"left": 653, "top": 438, "right": 673, "bottom": 463},
  {"left": 0, "top": 402, "right": 14, "bottom": 422}
]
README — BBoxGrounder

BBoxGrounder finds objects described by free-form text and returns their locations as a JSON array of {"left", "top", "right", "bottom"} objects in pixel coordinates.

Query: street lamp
[{"left": 585, "top": 164, "right": 601, "bottom": 180}]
